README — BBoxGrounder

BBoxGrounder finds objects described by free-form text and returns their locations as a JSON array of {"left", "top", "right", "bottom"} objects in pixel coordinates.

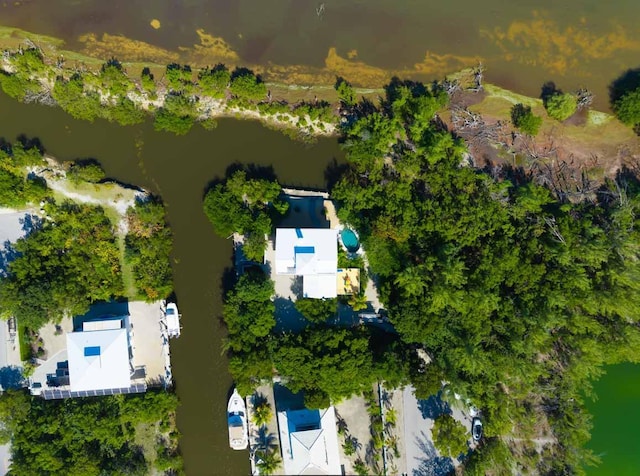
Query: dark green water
[
  {"left": 587, "top": 364, "right": 640, "bottom": 475},
  {"left": 0, "top": 90, "right": 342, "bottom": 475}
]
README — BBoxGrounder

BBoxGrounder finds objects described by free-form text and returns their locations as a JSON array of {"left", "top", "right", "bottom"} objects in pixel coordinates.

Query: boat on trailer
[
  {"left": 228, "top": 388, "right": 248, "bottom": 450},
  {"left": 163, "top": 301, "right": 182, "bottom": 338}
]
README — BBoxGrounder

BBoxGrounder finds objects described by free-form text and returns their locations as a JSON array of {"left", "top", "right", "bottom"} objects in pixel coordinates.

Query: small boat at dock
[
  {"left": 228, "top": 388, "right": 248, "bottom": 450},
  {"left": 162, "top": 301, "right": 182, "bottom": 338}
]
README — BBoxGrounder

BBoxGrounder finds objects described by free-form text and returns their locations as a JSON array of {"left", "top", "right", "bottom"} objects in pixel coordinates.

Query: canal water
[
  {"left": 3, "top": 1, "right": 640, "bottom": 108},
  {"left": 0, "top": 90, "right": 342, "bottom": 474}
]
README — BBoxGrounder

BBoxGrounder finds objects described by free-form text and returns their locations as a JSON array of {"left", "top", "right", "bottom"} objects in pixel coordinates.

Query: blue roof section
[
  {"left": 294, "top": 246, "right": 315, "bottom": 254},
  {"left": 84, "top": 346, "right": 101, "bottom": 357},
  {"left": 295, "top": 228, "right": 303, "bottom": 238}
]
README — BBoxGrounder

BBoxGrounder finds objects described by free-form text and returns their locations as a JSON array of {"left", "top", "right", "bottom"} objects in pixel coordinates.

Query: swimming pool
[{"left": 341, "top": 229, "right": 360, "bottom": 253}]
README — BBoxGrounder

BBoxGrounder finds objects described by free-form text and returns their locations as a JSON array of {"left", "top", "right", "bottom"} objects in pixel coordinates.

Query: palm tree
[
  {"left": 255, "top": 449, "right": 281, "bottom": 476},
  {"left": 348, "top": 293, "right": 368, "bottom": 311},
  {"left": 252, "top": 401, "right": 272, "bottom": 427}
]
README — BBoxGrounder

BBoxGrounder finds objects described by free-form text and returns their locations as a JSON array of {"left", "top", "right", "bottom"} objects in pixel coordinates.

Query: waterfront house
[
  {"left": 29, "top": 314, "right": 147, "bottom": 399},
  {"left": 274, "top": 228, "right": 338, "bottom": 299},
  {"left": 276, "top": 406, "right": 342, "bottom": 475}
]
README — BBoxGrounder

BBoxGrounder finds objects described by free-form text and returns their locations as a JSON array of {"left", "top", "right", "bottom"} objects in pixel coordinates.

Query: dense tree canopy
[
  {"left": 198, "top": 64, "right": 230, "bottom": 99},
  {"left": 270, "top": 327, "right": 376, "bottom": 407},
  {"left": 432, "top": 414, "right": 469, "bottom": 458},
  {"left": 332, "top": 78, "right": 640, "bottom": 472},
  {"left": 0, "top": 201, "right": 124, "bottom": 329},
  {"left": 1, "top": 47, "right": 338, "bottom": 135},
  {"left": 0, "top": 389, "right": 181, "bottom": 476},
  {"left": 294, "top": 298, "right": 337, "bottom": 323},
  {"left": 0, "top": 145, "right": 48, "bottom": 208},
  {"left": 203, "top": 169, "right": 288, "bottom": 262},
  {"left": 153, "top": 93, "right": 197, "bottom": 135},
  {"left": 224, "top": 270, "right": 275, "bottom": 352},
  {"left": 229, "top": 68, "right": 267, "bottom": 101},
  {"left": 125, "top": 198, "right": 174, "bottom": 301}
]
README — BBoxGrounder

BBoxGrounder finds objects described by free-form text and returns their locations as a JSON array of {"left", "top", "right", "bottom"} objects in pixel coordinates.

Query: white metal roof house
[
  {"left": 277, "top": 406, "right": 342, "bottom": 475},
  {"left": 275, "top": 228, "right": 338, "bottom": 299},
  {"left": 29, "top": 316, "right": 147, "bottom": 399},
  {"left": 66, "top": 327, "right": 131, "bottom": 392}
]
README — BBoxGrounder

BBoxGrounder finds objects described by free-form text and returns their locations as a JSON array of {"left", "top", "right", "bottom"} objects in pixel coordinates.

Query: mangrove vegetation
[
  {"left": 205, "top": 75, "right": 640, "bottom": 474},
  {"left": 0, "top": 389, "right": 182, "bottom": 475},
  {"left": 0, "top": 46, "right": 338, "bottom": 137}
]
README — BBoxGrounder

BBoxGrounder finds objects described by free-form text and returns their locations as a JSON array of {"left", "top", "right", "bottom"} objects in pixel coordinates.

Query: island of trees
[
  {"left": 204, "top": 76, "right": 640, "bottom": 474},
  {"left": 0, "top": 46, "right": 336, "bottom": 137}
]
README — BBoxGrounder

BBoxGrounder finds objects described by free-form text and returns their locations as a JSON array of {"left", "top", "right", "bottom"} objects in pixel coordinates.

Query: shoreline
[{"left": 0, "top": 24, "right": 637, "bottom": 168}]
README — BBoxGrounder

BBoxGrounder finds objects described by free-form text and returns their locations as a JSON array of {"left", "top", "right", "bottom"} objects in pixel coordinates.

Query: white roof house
[
  {"left": 66, "top": 327, "right": 131, "bottom": 392},
  {"left": 277, "top": 407, "right": 342, "bottom": 475},
  {"left": 275, "top": 228, "right": 338, "bottom": 299}
]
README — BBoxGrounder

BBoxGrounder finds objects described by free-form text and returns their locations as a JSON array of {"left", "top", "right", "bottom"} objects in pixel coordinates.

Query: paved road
[
  {"left": 0, "top": 211, "right": 32, "bottom": 475},
  {"left": 402, "top": 386, "right": 455, "bottom": 476}
]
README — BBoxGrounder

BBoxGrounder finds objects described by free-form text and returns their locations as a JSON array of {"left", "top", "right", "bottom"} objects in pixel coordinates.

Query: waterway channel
[{"left": 0, "top": 90, "right": 342, "bottom": 474}]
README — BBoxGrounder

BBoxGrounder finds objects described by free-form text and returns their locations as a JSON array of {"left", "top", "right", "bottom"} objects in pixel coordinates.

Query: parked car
[{"left": 472, "top": 417, "right": 483, "bottom": 442}]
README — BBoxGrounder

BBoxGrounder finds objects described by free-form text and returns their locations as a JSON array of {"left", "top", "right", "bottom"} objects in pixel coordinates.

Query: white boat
[
  {"left": 164, "top": 302, "right": 181, "bottom": 338},
  {"left": 228, "top": 388, "right": 248, "bottom": 450}
]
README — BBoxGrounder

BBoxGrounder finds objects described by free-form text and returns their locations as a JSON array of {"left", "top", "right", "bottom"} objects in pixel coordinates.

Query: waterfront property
[
  {"left": 277, "top": 406, "right": 342, "bottom": 475},
  {"left": 274, "top": 228, "right": 339, "bottom": 299},
  {"left": 29, "top": 301, "right": 174, "bottom": 399}
]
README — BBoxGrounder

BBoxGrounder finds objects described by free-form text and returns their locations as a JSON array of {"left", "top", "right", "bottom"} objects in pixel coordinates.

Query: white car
[{"left": 472, "top": 417, "right": 483, "bottom": 442}]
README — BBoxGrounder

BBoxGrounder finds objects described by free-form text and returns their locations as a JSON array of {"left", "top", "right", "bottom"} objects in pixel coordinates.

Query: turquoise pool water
[{"left": 341, "top": 229, "right": 360, "bottom": 252}]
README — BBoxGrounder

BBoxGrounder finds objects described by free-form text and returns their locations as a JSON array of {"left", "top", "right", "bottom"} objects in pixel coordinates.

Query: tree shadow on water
[
  {"left": 540, "top": 81, "right": 561, "bottom": 105},
  {"left": 609, "top": 67, "right": 640, "bottom": 105},
  {"left": 202, "top": 162, "right": 277, "bottom": 198}
]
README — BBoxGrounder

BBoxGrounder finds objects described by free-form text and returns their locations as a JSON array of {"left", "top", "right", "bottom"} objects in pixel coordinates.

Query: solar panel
[{"left": 41, "top": 383, "right": 147, "bottom": 399}]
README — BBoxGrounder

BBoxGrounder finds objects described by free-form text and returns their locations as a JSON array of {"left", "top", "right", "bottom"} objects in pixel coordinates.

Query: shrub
[
  {"left": 52, "top": 74, "right": 102, "bottom": 122},
  {"left": 106, "top": 97, "right": 146, "bottom": 126},
  {"left": 199, "top": 118, "right": 218, "bottom": 130},
  {"left": 99, "top": 59, "right": 134, "bottom": 97},
  {"left": 511, "top": 103, "right": 542, "bottom": 136},
  {"left": 229, "top": 68, "right": 267, "bottom": 101},
  {"left": 544, "top": 92, "right": 577, "bottom": 121},
  {"left": 198, "top": 64, "right": 230, "bottom": 98},
  {"left": 335, "top": 77, "right": 357, "bottom": 108},
  {"left": 10, "top": 48, "right": 47, "bottom": 76},
  {"left": 0, "top": 73, "right": 41, "bottom": 101},
  {"left": 140, "top": 67, "right": 156, "bottom": 94},
  {"left": 154, "top": 93, "right": 196, "bottom": 135},
  {"left": 613, "top": 87, "right": 640, "bottom": 127},
  {"left": 293, "top": 101, "right": 335, "bottom": 123},
  {"left": 165, "top": 63, "right": 193, "bottom": 92},
  {"left": 67, "top": 161, "right": 106, "bottom": 184}
]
